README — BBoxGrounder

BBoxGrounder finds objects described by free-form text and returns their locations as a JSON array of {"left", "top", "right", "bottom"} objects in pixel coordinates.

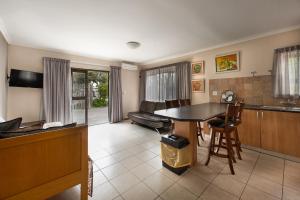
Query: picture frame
[
  {"left": 192, "top": 79, "right": 205, "bottom": 93},
  {"left": 192, "top": 61, "right": 205, "bottom": 75},
  {"left": 215, "top": 51, "right": 240, "bottom": 73}
]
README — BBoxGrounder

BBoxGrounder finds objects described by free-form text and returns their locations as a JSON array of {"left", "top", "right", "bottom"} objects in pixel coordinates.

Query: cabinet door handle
[
  {"left": 261, "top": 111, "right": 264, "bottom": 119},
  {"left": 256, "top": 111, "right": 258, "bottom": 118}
]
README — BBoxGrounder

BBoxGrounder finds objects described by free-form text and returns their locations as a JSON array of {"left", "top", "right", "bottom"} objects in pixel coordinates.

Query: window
[
  {"left": 273, "top": 45, "right": 300, "bottom": 98},
  {"left": 145, "top": 66, "right": 177, "bottom": 102}
]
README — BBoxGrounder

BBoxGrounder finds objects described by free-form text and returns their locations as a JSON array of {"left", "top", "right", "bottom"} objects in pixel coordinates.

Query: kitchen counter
[{"left": 244, "top": 104, "right": 300, "bottom": 113}]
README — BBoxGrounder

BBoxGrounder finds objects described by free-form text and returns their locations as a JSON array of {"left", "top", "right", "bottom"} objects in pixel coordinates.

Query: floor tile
[
  {"left": 159, "top": 168, "right": 181, "bottom": 182},
  {"left": 248, "top": 174, "right": 282, "bottom": 199},
  {"left": 161, "top": 183, "right": 197, "bottom": 200},
  {"left": 120, "top": 156, "right": 143, "bottom": 169},
  {"left": 136, "top": 150, "right": 157, "bottom": 162},
  {"left": 283, "top": 186, "right": 300, "bottom": 200},
  {"left": 241, "top": 185, "right": 280, "bottom": 200},
  {"left": 284, "top": 173, "right": 300, "bottom": 192},
  {"left": 92, "top": 182, "right": 119, "bottom": 200},
  {"left": 220, "top": 165, "right": 251, "bottom": 184},
  {"left": 93, "top": 171, "right": 108, "bottom": 187},
  {"left": 143, "top": 171, "right": 174, "bottom": 194},
  {"left": 212, "top": 174, "right": 246, "bottom": 197},
  {"left": 110, "top": 172, "right": 140, "bottom": 193},
  {"left": 191, "top": 162, "right": 219, "bottom": 183},
  {"left": 94, "top": 155, "right": 119, "bottom": 169},
  {"left": 199, "top": 185, "right": 239, "bottom": 200},
  {"left": 101, "top": 163, "right": 129, "bottom": 180},
  {"left": 122, "top": 182, "right": 157, "bottom": 200},
  {"left": 178, "top": 171, "right": 210, "bottom": 196},
  {"left": 147, "top": 156, "right": 163, "bottom": 170},
  {"left": 130, "top": 163, "right": 157, "bottom": 180}
]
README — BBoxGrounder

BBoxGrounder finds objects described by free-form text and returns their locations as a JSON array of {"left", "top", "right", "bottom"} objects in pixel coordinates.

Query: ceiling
[{"left": 0, "top": 0, "right": 300, "bottom": 64}]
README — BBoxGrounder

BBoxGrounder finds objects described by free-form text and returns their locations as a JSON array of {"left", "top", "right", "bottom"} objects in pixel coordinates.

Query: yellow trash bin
[{"left": 160, "top": 135, "right": 191, "bottom": 175}]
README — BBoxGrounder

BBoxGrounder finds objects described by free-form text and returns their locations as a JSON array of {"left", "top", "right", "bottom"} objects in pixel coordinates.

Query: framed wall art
[
  {"left": 192, "top": 61, "right": 205, "bottom": 75},
  {"left": 192, "top": 79, "right": 205, "bottom": 93},
  {"left": 215, "top": 51, "right": 240, "bottom": 73}
]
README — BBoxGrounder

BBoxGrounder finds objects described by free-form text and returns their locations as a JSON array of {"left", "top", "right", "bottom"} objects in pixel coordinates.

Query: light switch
[{"left": 212, "top": 91, "right": 218, "bottom": 96}]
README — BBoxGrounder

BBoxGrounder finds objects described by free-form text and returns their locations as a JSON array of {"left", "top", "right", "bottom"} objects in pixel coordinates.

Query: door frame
[{"left": 71, "top": 68, "right": 110, "bottom": 125}]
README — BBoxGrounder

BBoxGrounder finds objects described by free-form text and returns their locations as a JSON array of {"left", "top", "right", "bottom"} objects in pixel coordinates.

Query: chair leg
[
  {"left": 234, "top": 128, "right": 242, "bottom": 160},
  {"left": 197, "top": 122, "right": 204, "bottom": 142},
  {"left": 225, "top": 131, "right": 235, "bottom": 175},
  {"left": 205, "top": 129, "right": 215, "bottom": 166}
]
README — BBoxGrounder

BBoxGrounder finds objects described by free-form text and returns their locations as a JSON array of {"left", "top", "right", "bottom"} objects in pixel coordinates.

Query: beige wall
[
  {"left": 0, "top": 32, "right": 8, "bottom": 120},
  {"left": 122, "top": 69, "right": 139, "bottom": 118},
  {"left": 143, "top": 29, "right": 300, "bottom": 104},
  {"left": 7, "top": 45, "right": 139, "bottom": 122}
]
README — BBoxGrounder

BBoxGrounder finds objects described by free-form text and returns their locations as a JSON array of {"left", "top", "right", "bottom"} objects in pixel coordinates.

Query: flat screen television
[{"left": 9, "top": 69, "right": 43, "bottom": 88}]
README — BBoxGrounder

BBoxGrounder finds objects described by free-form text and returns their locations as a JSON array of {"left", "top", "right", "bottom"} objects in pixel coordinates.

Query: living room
[{"left": 1, "top": 1, "right": 300, "bottom": 200}]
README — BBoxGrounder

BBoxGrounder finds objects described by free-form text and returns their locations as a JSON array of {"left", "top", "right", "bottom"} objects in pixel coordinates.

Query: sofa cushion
[
  {"left": 154, "top": 102, "right": 166, "bottom": 111},
  {"left": 0, "top": 117, "right": 22, "bottom": 132},
  {"left": 129, "top": 112, "right": 169, "bottom": 122},
  {"left": 140, "top": 101, "right": 156, "bottom": 114}
]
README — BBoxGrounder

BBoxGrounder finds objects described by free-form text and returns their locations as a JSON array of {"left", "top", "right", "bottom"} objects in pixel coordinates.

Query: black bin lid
[{"left": 161, "top": 134, "right": 189, "bottom": 149}]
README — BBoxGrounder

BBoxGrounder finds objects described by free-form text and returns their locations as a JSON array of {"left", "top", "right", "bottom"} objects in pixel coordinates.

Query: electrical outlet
[{"left": 212, "top": 91, "right": 218, "bottom": 96}]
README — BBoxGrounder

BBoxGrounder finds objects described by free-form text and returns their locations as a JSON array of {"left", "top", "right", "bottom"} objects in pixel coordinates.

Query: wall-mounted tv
[{"left": 9, "top": 69, "right": 43, "bottom": 88}]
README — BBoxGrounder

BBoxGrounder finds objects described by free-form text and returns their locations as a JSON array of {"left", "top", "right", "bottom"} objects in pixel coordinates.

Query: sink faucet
[{"left": 280, "top": 99, "right": 296, "bottom": 107}]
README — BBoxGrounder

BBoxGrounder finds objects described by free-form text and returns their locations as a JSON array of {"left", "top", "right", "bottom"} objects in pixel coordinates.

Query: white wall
[
  {"left": 0, "top": 32, "right": 8, "bottom": 120},
  {"left": 142, "top": 29, "right": 300, "bottom": 104},
  {"left": 122, "top": 69, "right": 139, "bottom": 118},
  {"left": 7, "top": 45, "right": 139, "bottom": 122}
]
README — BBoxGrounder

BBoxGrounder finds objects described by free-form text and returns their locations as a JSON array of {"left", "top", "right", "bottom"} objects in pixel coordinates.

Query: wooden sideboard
[
  {"left": 0, "top": 125, "right": 88, "bottom": 200},
  {"left": 238, "top": 109, "right": 300, "bottom": 158}
]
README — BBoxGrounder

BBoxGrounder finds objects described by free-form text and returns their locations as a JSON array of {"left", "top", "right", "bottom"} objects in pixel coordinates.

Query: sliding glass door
[
  {"left": 72, "top": 69, "right": 109, "bottom": 125},
  {"left": 72, "top": 69, "right": 88, "bottom": 124},
  {"left": 87, "top": 70, "right": 109, "bottom": 125}
]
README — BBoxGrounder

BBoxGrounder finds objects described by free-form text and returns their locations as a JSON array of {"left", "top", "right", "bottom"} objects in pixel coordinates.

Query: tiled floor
[{"left": 49, "top": 120, "right": 300, "bottom": 200}]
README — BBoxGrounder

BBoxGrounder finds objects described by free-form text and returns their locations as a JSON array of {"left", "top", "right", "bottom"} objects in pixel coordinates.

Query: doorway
[{"left": 71, "top": 69, "right": 109, "bottom": 125}]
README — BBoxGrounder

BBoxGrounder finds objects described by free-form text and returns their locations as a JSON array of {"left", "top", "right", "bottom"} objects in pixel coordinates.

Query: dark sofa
[{"left": 128, "top": 101, "right": 171, "bottom": 133}]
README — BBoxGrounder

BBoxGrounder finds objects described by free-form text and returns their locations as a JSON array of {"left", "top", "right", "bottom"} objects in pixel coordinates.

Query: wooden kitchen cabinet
[
  {"left": 261, "top": 111, "right": 300, "bottom": 157},
  {"left": 238, "top": 109, "right": 261, "bottom": 148}
]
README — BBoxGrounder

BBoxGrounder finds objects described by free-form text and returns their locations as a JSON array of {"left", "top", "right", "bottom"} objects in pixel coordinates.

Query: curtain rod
[
  {"left": 275, "top": 44, "right": 300, "bottom": 52},
  {"left": 142, "top": 61, "right": 190, "bottom": 72},
  {"left": 70, "top": 61, "right": 109, "bottom": 68}
]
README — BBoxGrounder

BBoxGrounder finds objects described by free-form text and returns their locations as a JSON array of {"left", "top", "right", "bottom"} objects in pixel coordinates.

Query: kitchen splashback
[{"left": 209, "top": 75, "right": 300, "bottom": 106}]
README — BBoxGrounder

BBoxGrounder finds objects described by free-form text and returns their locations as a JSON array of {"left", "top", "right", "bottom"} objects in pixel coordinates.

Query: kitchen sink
[
  {"left": 261, "top": 105, "right": 300, "bottom": 111},
  {"left": 290, "top": 107, "right": 300, "bottom": 111},
  {"left": 261, "top": 105, "right": 287, "bottom": 110}
]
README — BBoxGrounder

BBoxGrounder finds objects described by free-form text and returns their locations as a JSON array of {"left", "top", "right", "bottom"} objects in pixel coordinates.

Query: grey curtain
[
  {"left": 143, "top": 61, "right": 191, "bottom": 102},
  {"left": 176, "top": 62, "right": 191, "bottom": 100},
  {"left": 159, "top": 66, "right": 177, "bottom": 100},
  {"left": 145, "top": 68, "right": 160, "bottom": 101},
  {"left": 139, "top": 70, "right": 146, "bottom": 104},
  {"left": 273, "top": 45, "right": 300, "bottom": 98},
  {"left": 43, "top": 57, "right": 72, "bottom": 124},
  {"left": 108, "top": 66, "right": 123, "bottom": 123}
]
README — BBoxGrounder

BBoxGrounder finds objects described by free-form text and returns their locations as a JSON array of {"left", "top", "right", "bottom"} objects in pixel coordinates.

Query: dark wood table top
[{"left": 154, "top": 102, "right": 227, "bottom": 121}]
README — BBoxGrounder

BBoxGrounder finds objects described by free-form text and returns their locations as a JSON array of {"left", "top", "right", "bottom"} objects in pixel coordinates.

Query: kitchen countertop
[{"left": 244, "top": 104, "right": 300, "bottom": 113}]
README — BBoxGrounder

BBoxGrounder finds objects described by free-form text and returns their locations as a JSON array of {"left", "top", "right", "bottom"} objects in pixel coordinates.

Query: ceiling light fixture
[{"left": 126, "top": 41, "right": 141, "bottom": 49}]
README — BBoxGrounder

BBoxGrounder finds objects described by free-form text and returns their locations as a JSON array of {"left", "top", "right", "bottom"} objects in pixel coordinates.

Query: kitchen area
[{"left": 209, "top": 74, "right": 300, "bottom": 160}]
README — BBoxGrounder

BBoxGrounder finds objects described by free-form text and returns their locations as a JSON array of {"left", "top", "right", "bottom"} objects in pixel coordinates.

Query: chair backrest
[
  {"left": 179, "top": 99, "right": 191, "bottom": 106},
  {"left": 165, "top": 100, "right": 180, "bottom": 109},
  {"left": 235, "top": 101, "right": 244, "bottom": 123},
  {"left": 224, "top": 104, "right": 240, "bottom": 128}
]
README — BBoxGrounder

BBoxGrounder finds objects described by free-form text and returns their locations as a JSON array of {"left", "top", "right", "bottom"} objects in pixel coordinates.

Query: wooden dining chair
[
  {"left": 179, "top": 99, "right": 204, "bottom": 145},
  {"left": 206, "top": 103, "right": 240, "bottom": 175},
  {"left": 165, "top": 100, "right": 180, "bottom": 109},
  {"left": 179, "top": 99, "right": 191, "bottom": 107},
  {"left": 216, "top": 101, "right": 244, "bottom": 159},
  {"left": 165, "top": 100, "right": 180, "bottom": 133}
]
